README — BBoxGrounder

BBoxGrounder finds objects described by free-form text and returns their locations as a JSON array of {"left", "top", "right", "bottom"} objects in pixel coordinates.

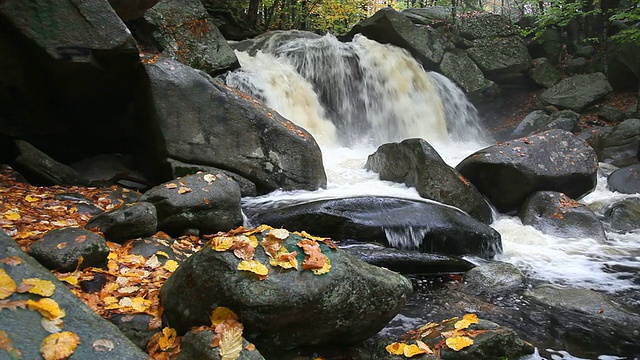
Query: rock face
[
  {"left": 177, "top": 329, "right": 265, "bottom": 360},
  {"left": 530, "top": 57, "right": 563, "bottom": 88},
  {"left": 10, "top": 139, "right": 87, "bottom": 186},
  {"left": 0, "top": 231, "right": 149, "bottom": 360},
  {"left": 511, "top": 110, "right": 550, "bottom": 138},
  {"left": 28, "top": 228, "right": 109, "bottom": 272},
  {"left": 519, "top": 191, "right": 607, "bottom": 241},
  {"left": 365, "top": 138, "right": 492, "bottom": 224},
  {"left": 601, "top": 197, "right": 640, "bottom": 232},
  {"left": 160, "top": 229, "right": 412, "bottom": 354},
  {"left": 142, "top": 57, "right": 327, "bottom": 193},
  {"left": 85, "top": 202, "right": 157, "bottom": 242},
  {"left": 244, "top": 196, "right": 502, "bottom": 259},
  {"left": 456, "top": 130, "right": 599, "bottom": 213},
  {"left": 540, "top": 73, "right": 613, "bottom": 112},
  {"left": 463, "top": 262, "right": 526, "bottom": 296},
  {"left": 108, "top": 0, "right": 160, "bottom": 20},
  {"left": 466, "top": 36, "right": 532, "bottom": 82},
  {"left": 600, "top": 119, "right": 640, "bottom": 167},
  {"left": 608, "top": 164, "right": 640, "bottom": 194},
  {"left": 139, "top": 172, "right": 242, "bottom": 236},
  {"left": 439, "top": 50, "right": 496, "bottom": 99}
]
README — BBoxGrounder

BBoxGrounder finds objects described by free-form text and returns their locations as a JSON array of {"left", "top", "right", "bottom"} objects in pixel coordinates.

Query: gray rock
[
  {"left": 160, "top": 230, "right": 412, "bottom": 354},
  {"left": 458, "top": 13, "right": 518, "bottom": 40},
  {"left": 519, "top": 191, "right": 607, "bottom": 241},
  {"left": 0, "top": 231, "right": 149, "bottom": 359},
  {"left": 342, "top": 8, "right": 453, "bottom": 69},
  {"left": 601, "top": 197, "right": 640, "bottom": 233},
  {"left": 608, "top": 164, "right": 640, "bottom": 194},
  {"left": 110, "top": 313, "right": 159, "bottom": 350},
  {"left": 400, "top": 7, "right": 451, "bottom": 27},
  {"left": 463, "top": 261, "right": 526, "bottom": 295},
  {"left": 439, "top": 50, "right": 495, "bottom": 96},
  {"left": 540, "top": 72, "right": 613, "bottom": 112},
  {"left": 564, "top": 56, "right": 587, "bottom": 75},
  {"left": 365, "top": 138, "right": 492, "bottom": 224},
  {"left": 142, "top": 0, "right": 239, "bottom": 76},
  {"left": 456, "top": 129, "right": 598, "bottom": 213},
  {"left": 466, "top": 36, "right": 532, "bottom": 80},
  {"left": 167, "top": 158, "right": 257, "bottom": 197},
  {"left": 600, "top": 119, "right": 640, "bottom": 167},
  {"left": 12, "top": 139, "right": 87, "bottom": 186},
  {"left": 28, "top": 227, "right": 109, "bottom": 272},
  {"left": 177, "top": 329, "right": 265, "bottom": 360},
  {"left": 511, "top": 110, "right": 550, "bottom": 138},
  {"left": 598, "top": 104, "right": 628, "bottom": 123},
  {"left": 143, "top": 57, "right": 327, "bottom": 193},
  {"left": 244, "top": 196, "right": 502, "bottom": 259},
  {"left": 139, "top": 172, "right": 242, "bottom": 236},
  {"left": 85, "top": 202, "right": 157, "bottom": 243},
  {"left": 543, "top": 110, "right": 580, "bottom": 133},
  {"left": 108, "top": 0, "right": 160, "bottom": 20},
  {"left": 530, "top": 57, "right": 563, "bottom": 88},
  {"left": 130, "top": 238, "right": 179, "bottom": 263}
]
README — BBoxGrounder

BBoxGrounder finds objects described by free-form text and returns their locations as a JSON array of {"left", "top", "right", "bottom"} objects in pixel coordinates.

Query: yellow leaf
[
  {"left": 163, "top": 260, "right": 179, "bottom": 272},
  {"left": 269, "top": 248, "right": 299, "bottom": 270},
  {"left": 219, "top": 325, "right": 243, "bottom": 360},
  {"left": 404, "top": 343, "right": 429, "bottom": 357},
  {"left": 445, "top": 336, "right": 474, "bottom": 351},
  {"left": 237, "top": 260, "right": 269, "bottom": 279},
  {"left": 25, "top": 195, "right": 40, "bottom": 202},
  {"left": 20, "top": 278, "right": 55, "bottom": 297},
  {"left": 178, "top": 187, "right": 192, "bottom": 194},
  {"left": 454, "top": 313, "right": 479, "bottom": 330},
  {"left": 211, "top": 236, "right": 235, "bottom": 251},
  {"left": 58, "top": 274, "right": 78, "bottom": 285},
  {"left": 3, "top": 211, "right": 20, "bottom": 221},
  {"left": 0, "top": 269, "right": 16, "bottom": 300},
  {"left": 156, "top": 251, "right": 169, "bottom": 258},
  {"left": 312, "top": 258, "right": 331, "bottom": 275},
  {"left": 158, "top": 327, "right": 177, "bottom": 351},
  {"left": 27, "top": 298, "right": 65, "bottom": 320},
  {"left": 210, "top": 306, "right": 239, "bottom": 326},
  {"left": 385, "top": 342, "right": 405, "bottom": 355},
  {"left": 132, "top": 297, "right": 151, "bottom": 312},
  {"left": 40, "top": 331, "right": 79, "bottom": 360},
  {"left": 247, "top": 235, "right": 258, "bottom": 248}
]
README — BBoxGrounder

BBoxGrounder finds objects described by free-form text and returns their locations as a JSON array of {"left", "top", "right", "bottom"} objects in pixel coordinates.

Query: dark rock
[
  {"left": 85, "top": 202, "right": 157, "bottom": 242},
  {"left": 365, "top": 138, "right": 492, "bottom": 223},
  {"left": 344, "top": 244, "right": 475, "bottom": 275},
  {"left": 598, "top": 104, "right": 628, "bottom": 123},
  {"left": 28, "top": 227, "right": 109, "bottom": 272},
  {"left": 564, "top": 57, "right": 587, "bottom": 75},
  {"left": 511, "top": 110, "right": 550, "bottom": 138},
  {"left": 530, "top": 57, "right": 563, "bottom": 88},
  {"left": 130, "top": 238, "right": 179, "bottom": 263},
  {"left": 167, "top": 158, "right": 257, "bottom": 197},
  {"left": 244, "top": 196, "right": 502, "bottom": 259},
  {"left": 608, "top": 164, "right": 640, "bottom": 194},
  {"left": 70, "top": 154, "right": 150, "bottom": 190},
  {"left": 80, "top": 272, "right": 108, "bottom": 294},
  {"left": 458, "top": 13, "right": 518, "bottom": 39},
  {"left": 103, "top": 186, "right": 142, "bottom": 206},
  {"left": 142, "top": 57, "right": 327, "bottom": 193},
  {"left": 342, "top": 8, "right": 452, "bottom": 69},
  {"left": 0, "top": 231, "right": 149, "bottom": 359},
  {"left": 466, "top": 36, "right": 532, "bottom": 83},
  {"left": 456, "top": 129, "right": 598, "bottom": 213},
  {"left": 160, "top": 230, "right": 412, "bottom": 354},
  {"left": 540, "top": 73, "right": 613, "bottom": 112},
  {"left": 439, "top": 50, "right": 495, "bottom": 97},
  {"left": 109, "top": 0, "right": 160, "bottom": 20},
  {"left": 600, "top": 119, "right": 640, "bottom": 167},
  {"left": 601, "top": 197, "right": 640, "bottom": 233},
  {"left": 519, "top": 191, "right": 607, "bottom": 241},
  {"left": 400, "top": 7, "right": 451, "bottom": 27},
  {"left": 110, "top": 313, "right": 160, "bottom": 350},
  {"left": 139, "top": 0, "right": 239, "bottom": 76},
  {"left": 11, "top": 139, "right": 87, "bottom": 186},
  {"left": 463, "top": 261, "right": 526, "bottom": 296},
  {"left": 177, "top": 329, "right": 265, "bottom": 360},
  {"left": 605, "top": 38, "right": 640, "bottom": 90},
  {"left": 139, "top": 172, "right": 242, "bottom": 236},
  {"left": 544, "top": 110, "right": 580, "bottom": 133}
]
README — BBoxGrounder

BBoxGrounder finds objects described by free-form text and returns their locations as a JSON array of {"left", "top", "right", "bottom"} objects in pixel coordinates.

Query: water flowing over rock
[
  {"left": 519, "top": 191, "right": 607, "bottom": 241},
  {"left": 540, "top": 72, "right": 613, "bottom": 112},
  {"left": 601, "top": 197, "right": 640, "bottom": 233},
  {"left": 439, "top": 49, "right": 497, "bottom": 100},
  {"left": 607, "top": 164, "right": 640, "bottom": 194},
  {"left": 456, "top": 129, "right": 598, "bottom": 213},
  {"left": 160, "top": 230, "right": 412, "bottom": 354},
  {"left": 365, "top": 138, "right": 492, "bottom": 223},
  {"left": 244, "top": 196, "right": 502, "bottom": 259},
  {"left": 142, "top": 57, "right": 327, "bottom": 193}
]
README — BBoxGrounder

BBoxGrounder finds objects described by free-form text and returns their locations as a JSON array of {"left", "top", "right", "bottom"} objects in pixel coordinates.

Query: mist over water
[{"left": 226, "top": 32, "right": 640, "bottom": 293}]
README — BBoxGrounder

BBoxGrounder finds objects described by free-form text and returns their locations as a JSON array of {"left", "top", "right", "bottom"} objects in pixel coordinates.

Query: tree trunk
[{"left": 247, "top": 0, "right": 260, "bottom": 28}]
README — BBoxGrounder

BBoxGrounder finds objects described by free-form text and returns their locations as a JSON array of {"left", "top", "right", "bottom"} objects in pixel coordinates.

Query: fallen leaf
[
  {"left": 0, "top": 299, "right": 27, "bottom": 312},
  {"left": 204, "top": 174, "right": 216, "bottom": 183},
  {"left": 25, "top": 195, "right": 41, "bottom": 203},
  {"left": 74, "top": 235, "right": 86, "bottom": 243},
  {"left": 0, "top": 330, "right": 21, "bottom": 359},
  {"left": 268, "top": 228, "right": 289, "bottom": 240},
  {"left": 385, "top": 342, "right": 405, "bottom": 355},
  {"left": 158, "top": 327, "right": 177, "bottom": 351},
  {"left": 211, "top": 236, "right": 235, "bottom": 252},
  {"left": 231, "top": 236, "right": 255, "bottom": 261},
  {"left": 3, "top": 211, "right": 20, "bottom": 221},
  {"left": 40, "top": 331, "right": 79, "bottom": 360},
  {"left": 454, "top": 313, "right": 479, "bottom": 330},
  {"left": 210, "top": 307, "right": 239, "bottom": 326},
  {"left": 41, "top": 317, "right": 64, "bottom": 333},
  {"left": 131, "top": 297, "right": 151, "bottom": 312},
  {"left": 26, "top": 298, "right": 65, "bottom": 320},
  {"left": 178, "top": 187, "right": 192, "bottom": 194},
  {"left": 237, "top": 260, "right": 269, "bottom": 279},
  {"left": 219, "top": 325, "right": 243, "bottom": 360},
  {"left": 416, "top": 340, "right": 434, "bottom": 354},
  {"left": 56, "top": 242, "right": 67, "bottom": 250},
  {"left": 404, "top": 343, "right": 429, "bottom": 357},
  {"left": 156, "top": 251, "right": 169, "bottom": 258},
  {"left": 260, "top": 235, "right": 283, "bottom": 259},
  {"left": 19, "top": 278, "right": 55, "bottom": 297},
  {"left": 0, "top": 269, "right": 16, "bottom": 300},
  {"left": 269, "top": 248, "right": 299, "bottom": 270},
  {"left": 163, "top": 260, "right": 178, "bottom": 272},
  {"left": 245, "top": 343, "right": 256, "bottom": 351},
  {"left": 0, "top": 256, "right": 22, "bottom": 266},
  {"left": 298, "top": 239, "right": 330, "bottom": 273},
  {"left": 445, "top": 336, "right": 473, "bottom": 351},
  {"left": 93, "top": 339, "right": 115, "bottom": 352},
  {"left": 164, "top": 183, "right": 178, "bottom": 189}
]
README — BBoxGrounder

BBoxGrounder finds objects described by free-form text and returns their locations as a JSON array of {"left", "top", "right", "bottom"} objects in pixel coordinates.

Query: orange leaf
[
  {"left": 56, "top": 242, "right": 67, "bottom": 250},
  {"left": 178, "top": 187, "right": 192, "bottom": 194},
  {"left": 210, "top": 306, "right": 239, "bottom": 326},
  {"left": 385, "top": 342, "right": 405, "bottom": 355},
  {"left": 454, "top": 313, "right": 479, "bottom": 330},
  {"left": 158, "top": 327, "right": 177, "bottom": 351},
  {"left": 40, "top": 331, "right": 79, "bottom": 360},
  {"left": 297, "top": 239, "right": 330, "bottom": 274},
  {"left": 211, "top": 236, "right": 235, "bottom": 252},
  {"left": 231, "top": 235, "right": 256, "bottom": 261},
  {"left": 269, "top": 248, "right": 299, "bottom": 270},
  {"left": 0, "top": 269, "right": 16, "bottom": 300},
  {"left": 74, "top": 235, "right": 87, "bottom": 243},
  {"left": 445, "top": 336, "right": 473, "bottom": 351},
  {"left": 164, "top": 183, "right": 178, "bottom": 189},
  {"left": 0, "top": 256, "right": 21, "bottom": 266}
]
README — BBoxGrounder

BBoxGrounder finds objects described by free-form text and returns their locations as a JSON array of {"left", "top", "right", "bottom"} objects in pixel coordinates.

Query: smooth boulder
[
  {"left": 28, "top": 227, "right": 109, "bottom": 272},
  {"left": 85, "top": 202, "right": 157, "bottom": 242},
  {"left": 601, "top": 197, "right": 640, "bottom": 233},
  {"left": 608, "top": 164, "right": 640, "bottom": 194},
  {"left": 540, "top": 73, "right": 613, "bottom": 112},
  {"left": 456, "top": 130, "right": 598, "bottom": 213}
]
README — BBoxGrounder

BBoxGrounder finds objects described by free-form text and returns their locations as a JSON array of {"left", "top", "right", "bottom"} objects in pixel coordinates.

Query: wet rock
[
  {"left": 160, "top": 230, "right": 412, "bottom": 355},
  {"left": 365, "top": 138, "right": 492, "bottom": 224},
  {"left": 85, "top": 202, "right": 157, "bottom": 243},
  {"left": 598, "top": 104, "right": 628, "bottom": 123},
  {"left": 344, "top": 244, "right": 475, "bottom": 275},
  {"left": 608, "top": 164, "right": 640, "bottom": 194},
  {"left": 601, "top": 197, "right": 640, "bottom": 233},
  {"left": 167, "top": 158, "right": 257, "bottom": 197},
  {"left": 110, "top": 313, "right": 160, "bottom": 350},
  {"left": 439, "top": 50, "right": 496, "bottom": 97},
  {"left": 511, "top": 110, "right": 550, "bottom": 138},
  {"left": 456, "top": 130, "right": 598, "bottom": 214},
  {"left": 0, "top": 231, "right": 149, "bottom": 359},
  {"left": 564, "top": 57, "right": 587, "bottom": 75},
  {"left": 519, "top": 191, "right": 607, "bottom": 241},
  {"left": 463, "top": 261, "right": 526, "bottom": 296},
  {"left": 600, "top": 119, "right": 640, "bottom": 167},
  {"left": 129, "top": 238, "right": 179, "bottom": 263},
  {"left": 177, "top": 329, "right": 265, "bottom": 360},
  {"left": 139, "top": 172, "right": 242, "bottom": 236},
  {"left": 10, "top": 139, "right": 87, "bottom": 186},
  {"left": 28, "top": 227, "right": 109, "bottom": 272},
  {"left": 540, "top": 73, "right": 613, "bottom": 112},
  {"left": 530, "top": 57, "right": 562, "bottom": 88},
  {"left": 244, "top": 196, "right": 502, "bottom": 259},
  {"left": 543, "top": 110, "right": 580, "bottom": 133}
]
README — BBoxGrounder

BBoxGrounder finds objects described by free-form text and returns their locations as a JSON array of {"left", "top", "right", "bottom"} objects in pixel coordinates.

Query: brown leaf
[
  {"left": 0, "top": 299, "right": 28, "bottom": 312},
  {"left": 74, "top": 235, "right": 87, "bottom": 243},
  {"left": 0, "top": 256, "right": 22, "bottom": 266}
]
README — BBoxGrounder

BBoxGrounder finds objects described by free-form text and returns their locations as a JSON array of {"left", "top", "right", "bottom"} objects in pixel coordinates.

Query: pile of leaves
[{"left": 386, "top": 313, "right": 485, "bottom": 358}]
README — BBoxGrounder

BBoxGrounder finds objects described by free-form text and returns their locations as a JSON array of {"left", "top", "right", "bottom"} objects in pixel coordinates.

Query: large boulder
[
  {"left": 511, "top": 110, "right": 550, "bottom": 138},
  {"left": 141, "top": 57, "right": 327, "bottom": 193},
  {"left": 540, "top": 73, "right": 613, "bottom": 112},
  {"left": 456, "top": 129, "right": 599, "bottom": 213},
  {"left": 465, "top": 36, "right": 532, "bottom": 83},
  {"left": 457, "top": 13, "right": 519, "bottom": 40},
  {"left": 28, "top": 227, "right": 110, "bottom": 272},
  {"left": 439, "top": 50, "right": 496, "bottom": 99},
  {"left": 529, "top": 57, "right": 563, "bottom": 88},
  {"left": 139, "top": 172, "right": 242, "bottom": 236},
  {"left": 160, "top": 228, "right": 412, "bottom": 354},
  {"left": 0, "top": 231, "right": 149, "bottom": 359},
  {"left": 519, "top": 191, "right": 607, "bottom": 241},
  {"left": 365, "top": 138, "right": 492, "bottom": 223},
  {"left": 462, "top": 261, "right": 526, "bottom": 296},
  {"left": 9, "top": 139, "right": 88, "bottom": 186},
  {"left": 85, "top": 202, "right": 158, "bottom": 242},
  {"left": 244, "top": 196, "right": 502, "bottom": 259},
  {"left": 607, "top": 164, "right": 640, "bottom": 194},
  {"left": 342, "top": 8, "right": 453, "bottom": 69},
  {"left": 108, "top": 0, "right": 160, "bottom": 20},
  {"left": 601, "top": 197, "right": 640, "bottom": 233},
  {"left": 137, "top": 0, "right": 239, "bottom": 76},
  {"left": 600, "top": 119, "right": 640, "bottom": 167}
]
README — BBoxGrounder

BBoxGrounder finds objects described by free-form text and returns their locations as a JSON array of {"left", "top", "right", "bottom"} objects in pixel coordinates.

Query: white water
[{"left": 227, "top": 33, "right": 640, "bottom": 293}]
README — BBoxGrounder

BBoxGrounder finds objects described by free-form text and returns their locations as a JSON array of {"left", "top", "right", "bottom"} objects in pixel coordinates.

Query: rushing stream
[{"left": 226, "top": 32, "right": 640, "bottom": 358}]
